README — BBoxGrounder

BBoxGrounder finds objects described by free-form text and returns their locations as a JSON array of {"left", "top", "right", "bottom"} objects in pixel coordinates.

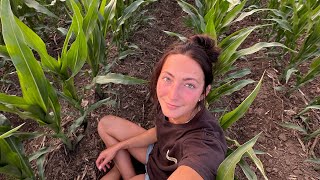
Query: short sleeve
[{"left": 179, "top": 133, "right": 226, "bottom": 180}]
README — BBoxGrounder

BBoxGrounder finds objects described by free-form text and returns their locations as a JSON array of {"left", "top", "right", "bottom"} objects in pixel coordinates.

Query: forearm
[{"left": 116, "top": 127, "right": 157, "bottom": 151}]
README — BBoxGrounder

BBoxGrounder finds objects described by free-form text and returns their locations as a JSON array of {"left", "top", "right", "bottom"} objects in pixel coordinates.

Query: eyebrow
[{"left": 162, "top": 71, "right": 201, "bottom": 83}]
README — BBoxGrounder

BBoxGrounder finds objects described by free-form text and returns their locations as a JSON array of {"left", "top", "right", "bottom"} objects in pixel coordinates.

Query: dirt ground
[{"left": 1, "top": 0, "right": 319, "bottom": 179}]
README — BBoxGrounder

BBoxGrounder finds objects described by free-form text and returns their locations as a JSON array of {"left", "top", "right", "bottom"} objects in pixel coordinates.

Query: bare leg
[
  {"left": 98, "top": 115, "right": 148, "bottom": 180},
  {"left": 129, "top": 174, "right": 145, "bottom": 180},
  {"left": 100, "top": 166, "right": 121, "bottom": 180}
]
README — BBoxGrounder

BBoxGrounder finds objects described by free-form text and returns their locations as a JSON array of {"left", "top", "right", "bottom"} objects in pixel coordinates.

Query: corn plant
[
  {"left": 216, "top": 73, "right": 268, "bottom": 179},
  {"left": 173, "top": 0, "right": 293, "bottom": 105},
  {"left": 266, "top": 0, "right": 320, "bottom": 88},
  {"left": 0, "top": 114, "right": 50, "bottom": 180},
  {"left": 0, "top": 0, "right": 76, "bottom": 148}
]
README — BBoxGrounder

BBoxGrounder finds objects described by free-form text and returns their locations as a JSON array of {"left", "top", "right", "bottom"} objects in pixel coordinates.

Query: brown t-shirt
[{"left": 146, "top": 108, "right": 227, "bottom": 180}]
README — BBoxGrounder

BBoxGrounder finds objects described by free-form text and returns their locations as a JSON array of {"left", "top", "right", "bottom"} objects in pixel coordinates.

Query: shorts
[{"left": 145, "top": 144, "right": 154, "bottom": 180}]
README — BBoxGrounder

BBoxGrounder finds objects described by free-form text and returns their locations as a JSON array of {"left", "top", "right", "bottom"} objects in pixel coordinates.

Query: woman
[{"left": 96, "top": 35, "right": 227, "bottom": 180}]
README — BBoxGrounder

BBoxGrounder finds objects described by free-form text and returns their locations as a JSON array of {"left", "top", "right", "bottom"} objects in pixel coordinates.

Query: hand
[{"left": 96, "top": 145, "right": 119, "bottom": 172}]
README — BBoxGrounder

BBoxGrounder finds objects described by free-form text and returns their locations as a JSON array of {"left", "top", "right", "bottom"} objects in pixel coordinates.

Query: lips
[{"left": 165, "top": 102, "right": 180, "bottom": 110}]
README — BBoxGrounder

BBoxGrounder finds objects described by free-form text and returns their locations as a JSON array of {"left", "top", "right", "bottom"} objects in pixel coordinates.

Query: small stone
[
  {"left": 293, "top": 169, "right": 303, "bottom": 175},
  {"left": 266, "top": 167, "right": 272, "bottom": 173},
  {"left": 279, "top": 133, "right": 288, "bottom": 141},
  {"left": 285, "top": 159, "right": 291, "bottom": 165},
  {"left": 272, "top": 168, "right": 279, "bottom": 172},
  {"left": 284, "top": 109, "right": 296, "bottom": 116},
  {"left": 249, "top": 124, "right": 257, "bottom": 129}
]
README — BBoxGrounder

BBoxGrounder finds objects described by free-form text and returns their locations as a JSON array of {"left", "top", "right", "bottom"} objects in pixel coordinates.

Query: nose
[{"left": 168, "top": 82, "right": 180, "bottom": 100}]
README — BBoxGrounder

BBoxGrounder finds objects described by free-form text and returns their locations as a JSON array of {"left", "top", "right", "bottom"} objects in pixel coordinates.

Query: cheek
[{"left": 156, "top": 81, "right": 166, "bottom": 97}]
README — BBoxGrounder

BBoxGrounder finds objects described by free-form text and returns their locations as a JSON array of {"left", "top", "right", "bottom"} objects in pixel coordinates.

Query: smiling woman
[{"left": 96, "top": 35, "right": 227, "bottom": 180}]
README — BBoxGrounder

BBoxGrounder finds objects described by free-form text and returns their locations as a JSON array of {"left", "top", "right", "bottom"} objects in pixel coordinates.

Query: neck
[{"left": 169, "top": 106, "right": 200, "bottom": 124}]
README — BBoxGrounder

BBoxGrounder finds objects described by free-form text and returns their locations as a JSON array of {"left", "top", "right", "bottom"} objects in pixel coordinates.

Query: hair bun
[{"left": 190, "top": 35, "right": 220, "bottom": 63}]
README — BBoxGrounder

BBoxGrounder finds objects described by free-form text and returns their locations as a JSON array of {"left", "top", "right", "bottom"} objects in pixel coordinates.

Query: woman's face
[{"left": 156, "top": 54, "right": 206, "bottom": 124}]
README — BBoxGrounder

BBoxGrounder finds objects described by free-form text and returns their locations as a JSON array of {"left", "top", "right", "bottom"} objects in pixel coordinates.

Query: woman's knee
[{"left": 97, "top": 115, "right": 118, "bottom": 135}]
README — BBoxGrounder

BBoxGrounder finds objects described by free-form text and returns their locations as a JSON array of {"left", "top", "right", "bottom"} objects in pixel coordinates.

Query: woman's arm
[
  {"left": 168, "top": 166, "right": 203, "bottom": 180},
  {"left": 96, "top": 127, "right": 157, "bottom": 170},
  {"left": 119, "top": 127, "right": 157, "bottom": 150}
]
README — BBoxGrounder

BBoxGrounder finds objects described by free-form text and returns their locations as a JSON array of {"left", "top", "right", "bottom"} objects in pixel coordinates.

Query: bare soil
[{"left": 1, "top": 0, "right": 319, "bottom": 179}]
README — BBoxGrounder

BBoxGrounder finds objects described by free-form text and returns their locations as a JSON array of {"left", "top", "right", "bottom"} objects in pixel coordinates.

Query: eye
[
  {"left": 185, "top": 83, "right": 195, "bottom": 89},
  {"left": 162, "top": 77, "right": 171, "bottom": 82}
]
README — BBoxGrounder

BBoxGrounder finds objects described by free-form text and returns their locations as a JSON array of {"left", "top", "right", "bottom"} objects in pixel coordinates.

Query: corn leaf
[
  {"left": 0, "top": 124, "right": 24, "bottom": 139},
  {"left": 245, "top": 149, "right": 268, "bottom": 180},
  {"left": 238, "top": 159, "right": 258, "bottom": 180},
  {"left": 0, "top": 165, "right": 22, "bottom": 178},
  {"left": 61, "top": 0, "right": 88, "bottom": 78},
  {"left": 24, "top": 0, "right": 57, "bottom": 18},
  {"left": 14, "top": 16, "right": 59, "bottom": 72},
  {"left": 177, "top": 0, "right": 205, "bottom": 33},
  {"left": 0, "top": 45, "right": 10, "bottom": 59},
  {"left": 68, "top": 97, "right": 115, "bottom": 135},
  {"left": 207, "top": 79, "right": 255, "bottom": 104},
  {"left": 217, "top": 26, "right": 256, "bottom": 75},
  {"left": 285, "top": 68, "right": 298, "bottom": 84},
  {"left": 205, "top": 12, "right": 217, "bottom": 41},
  {"left": 307, "top": 128, "right": 320, "bottom": 140},
  {"left": 102, "top": 0, "right": 117, "bottom": 35},
  {"left": 279, "top": 122, "right": 308, "bottom": 134},
  {"left": 0, "top": 137, "right": 34, "bottom": 179},
  {"left": 216, "top": 133, "right": 261, "bottom": 180},
  {"left": 297, "top": 56, "right": 320, "bottom": 87},
  {"left": 163, "top": 31, "right": 188, "bottom": 42},
  {"left": 225, "top": 68, "right": 251, "bottom": 81},
  {"left": 219, "top": 72, "right": 264, "bottom": 130},
  {"left": 0, "top": 93, "right": 48, "bottom": 124},
  {"left": 95, "top": 73, "right": 147, "bottom": 85},
  {"left": 221, "top": 0, "right": 247, "bottom": 29},
  {"left": 1, "top": 0, "right": 49, "bottom": 112},
  {"left": 116, "top": 0, "right": 153, "bottom": 33},
  {"left": 83, "top": 0, "right": 99, "bottom": 38},
  {"left": 305, "top": 158, "right": 320, "bottom": 164}
]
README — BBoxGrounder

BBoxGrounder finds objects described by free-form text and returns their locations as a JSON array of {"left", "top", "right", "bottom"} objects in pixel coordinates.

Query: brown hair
[{"left": 150, "top": 34, "right": 220, "bottom": 113}]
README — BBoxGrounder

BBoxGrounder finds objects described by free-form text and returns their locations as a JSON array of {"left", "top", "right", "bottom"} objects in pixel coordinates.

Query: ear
[
  {"left": 205, "top": 85, "right": 211, "bottom": 96},
  {"left": 200, "top": 85, "right": 211, "bottom": 100}
]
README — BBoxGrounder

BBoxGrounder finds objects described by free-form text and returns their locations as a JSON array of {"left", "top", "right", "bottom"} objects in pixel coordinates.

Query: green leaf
[
  {"left": 204, "top": 11, "right": 217, "bottom": 41},
  {"left": 177, "top": 0, "right": 205, "bottom": 33},
  {"left": 238, "top": 159, "right": 258, "bottom": 180},
  {"left": 0, "top": 93, "right": 48, "bottom": 124},
  {"left": 163, "top": 31, "right": 188, "bottom": 42},
  {"left": 279, "top": 122, "right": 308, "bottom": 134},
  {"left": 1, "top": 0, "right": 49, "bottom": 112},
  {"left": 14, "top": 16, "right": 59, "bottom": 73},
  {"left": 95, "top": 73, "right": 147, "bottom": 85},
  {"left": 0, "top": 124, "right": 25, "bottom": 139},
  {"left": 0, "top": 45, "right": 10, "bottom": 59},
  {"left": 245, "top": 149, "right": 268, "bottom": 180},
  {"left": 219, "top": 72, "right": 264, "bottom": 130},
  {"left": 297, "top": 56, "right": 320, "bottom": 87},
  {"left": 286, "top": 68, "right": 298, "bottom": 84},
  {"left": 221, "top": 0, "right": 247, "bottom": 29},
  {"left": 102, "top": 0, "right": 117, "bottom": 35},
  {"left": 69, "top": 98, "right": 115, "bottom": 135},
  {"left": 24, "top": 0, "right": 58, "bottom": 18},
  {"left": 305, "top": 158, "right": 320, "bottom": 164},
  {"left": 83, "top": 0, "right": 99, "bottom": 38},
  {"left": 29, "top": 147, "right": 52, "bottom": 161},
  {"left": 116, "top": 0, "right": 148, "bottom": 32},
  {"left": 226, "top": 68, "right": 251, "bottom": 81},
  {"left": 307, "top": 128, "right": 320, "bottom": 140},
  {"left": 61, "top": 0, "right": 88, "bottom": 78},
  {"left": 216, "top": 133, "right": 261, "bottom": 180},
  {"left": 0, "top": 138, "right": 34, "bottom": 178},
  {"left": 207, "top": 79, "right": 255, "bottom": 104}
]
